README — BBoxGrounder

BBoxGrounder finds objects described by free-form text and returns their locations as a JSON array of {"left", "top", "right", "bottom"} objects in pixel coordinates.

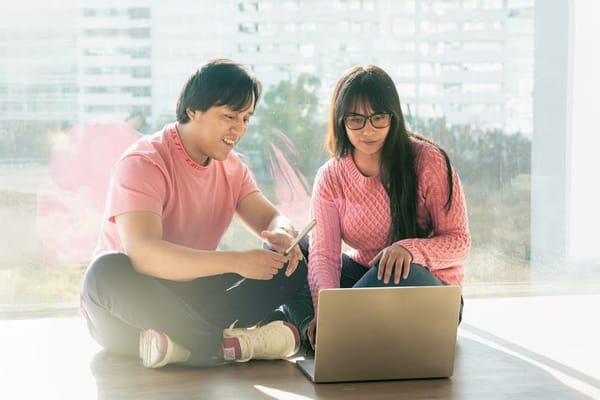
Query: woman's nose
[{"left": 360, "top": 123, "right": 376, "bottom": 135}]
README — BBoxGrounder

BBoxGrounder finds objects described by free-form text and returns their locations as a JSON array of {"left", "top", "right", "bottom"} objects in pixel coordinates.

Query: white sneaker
[
  {"left": 139, "top": 329, "right": 191, "bottom": 368},
  {"left": 222, "top": 320, "right": 300, "bottom": 362}
]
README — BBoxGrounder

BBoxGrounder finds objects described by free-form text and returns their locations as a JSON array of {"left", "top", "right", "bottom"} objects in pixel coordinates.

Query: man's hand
[
  {"left": 234, "top": 249, "right": 288, "bottom": 280},
  {"left": 261, "top": 228, "right": 303, "bottom": 277}
]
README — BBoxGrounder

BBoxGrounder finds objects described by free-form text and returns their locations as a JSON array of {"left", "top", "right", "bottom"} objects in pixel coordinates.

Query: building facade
[{"left": 0, "top": 0, "right": 534, "bottom": 135}]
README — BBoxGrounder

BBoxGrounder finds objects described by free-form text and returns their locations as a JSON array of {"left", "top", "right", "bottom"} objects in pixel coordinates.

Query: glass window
[
  {"left": 238, "top": 2, "right": 259, "bottom": 12},
  {"left": 0, "top": 1, "right": 597, "bottom": 322},
  {"left": 239, "top": 22, "right": 258, "bottom": 33},
  {"left": 392, "top": 19, "right": 415, "bottom": 35}
]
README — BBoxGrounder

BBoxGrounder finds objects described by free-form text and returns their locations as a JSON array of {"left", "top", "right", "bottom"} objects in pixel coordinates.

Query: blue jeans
[
  {"left": 341, "top": 254, "right": 443, "bottom": 287},
  {"left": 341, "top": 254, "right": 463, "bottom": 323},
  {"left": 283, "top": 253, "right": 464, "bottom": 345},
  {"left": 81, "top": 246, "right": 309, "bottom": 367}
]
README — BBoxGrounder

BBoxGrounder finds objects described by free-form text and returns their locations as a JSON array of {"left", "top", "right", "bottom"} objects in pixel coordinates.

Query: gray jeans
[{"left": 81, "top": 249, "right": 309, "bottom": 367}]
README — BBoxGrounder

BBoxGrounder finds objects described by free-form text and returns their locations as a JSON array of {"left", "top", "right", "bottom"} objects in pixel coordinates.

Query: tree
[
  {"left": 405, "top": 114, "right": 531, "bottom": 191},
  {"left": 239, "top": 73, "right": 328, "bottom": 181}
]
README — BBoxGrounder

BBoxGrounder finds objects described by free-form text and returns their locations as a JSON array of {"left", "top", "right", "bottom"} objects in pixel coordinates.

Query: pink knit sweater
[{"left": 308, "top": 138, "right": 471, "bottom": 311}]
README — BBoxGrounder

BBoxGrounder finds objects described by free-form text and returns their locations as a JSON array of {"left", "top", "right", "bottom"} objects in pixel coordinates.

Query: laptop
[{"left": 296, "top": 285, "right": 461, "bottom": 383}]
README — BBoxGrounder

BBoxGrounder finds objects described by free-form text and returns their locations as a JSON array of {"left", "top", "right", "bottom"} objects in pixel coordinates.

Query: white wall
[{"left": 569, "top": 1, "right": 600, "bottom": 262}]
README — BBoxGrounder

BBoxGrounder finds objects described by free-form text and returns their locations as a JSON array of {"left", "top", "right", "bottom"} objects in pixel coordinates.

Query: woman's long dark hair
[{"left": 326, "top": 65, "right": 454, "bottom": 243}]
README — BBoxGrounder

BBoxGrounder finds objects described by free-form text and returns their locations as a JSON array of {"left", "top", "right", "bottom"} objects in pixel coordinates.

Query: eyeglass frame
[{"left": 343, "top": 112, "right": 392, "bottom": 130}]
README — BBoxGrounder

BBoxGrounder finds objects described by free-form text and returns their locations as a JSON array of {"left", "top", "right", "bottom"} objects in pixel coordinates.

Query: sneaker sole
[
  {"left": 140, "top": 329, "right": 160, "bottom": 368},
  {"left": 281, "top": 321, "right": 300, "bottom": 358}
]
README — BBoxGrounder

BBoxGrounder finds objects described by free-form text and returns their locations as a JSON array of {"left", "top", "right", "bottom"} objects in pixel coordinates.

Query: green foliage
[
  {"left": 0, "top": 120, "right": 60, "bottom": 162},
  {"left": 404, "top": 114, "right": 532, "bottom": 280},
  {"left": 238, "top": 74, "right": 329, "bottom": 180},
  {"left": 150, "top": 113, "right": 174, "bottom": 136},
  {"left": 0, "top": 74, "right": 536, "bottom": 305},
  {"left": 237, "top": 75, "right": 533, "bottom": 283},
  {"left": 405, "top": 115, "right": 531, "bottom": 191},
  {"left": 0, "top": 266, "right": 84, "bottom": 305}
]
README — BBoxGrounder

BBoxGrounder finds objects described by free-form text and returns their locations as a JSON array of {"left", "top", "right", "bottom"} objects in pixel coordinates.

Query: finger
[
  {"left": 260, "top": 231, "right": 288, "bottom": 252},
  {"left": 257, "top": 270, "right": 273, "bottom": 280},
  {"left": 379, "top": 259, "right": 388, "bottom": 283},
  {"left": 375, "top": 253, "right": 385, "bottom": 280},
  {"left": 285, "top": 257, "right": 298, "bottom": 277},
  {"left": 287, "top": 246, "right": 304, "bottom": 276},
  {"left": 308, "top": 325, "right": 316, "bottom": 349},
  {"left": 260, "top": 230, "right": 274, "bottom": 241},
  {"left": 394, "top": 258, "right": 403, "bottom": 284},
  {"left": 370, "top": 251, "right": 383, "bottom": 267},
  {"left": 383, "top": 257, "right": 394, "bottom": 284},
  {"left": 265, "top": 250, "right": 287, "bottom": 264},
  {"left": 293, "top": 245, "right": 303, "bottom": 261},
  {"left": 285, "top": 244, "right": 301, "bottom": 259},
  {"left": 266, "top": 265, "right": 280, "bottom": 279},
  {"left": 262, "top": 260, "right": 284, "bottom": 275},
  {"left": 402, "top": 258, "right": 411, "bottom": 279},
  {"left": 379, "top": 256, "right": 392, "bottom": 284}
]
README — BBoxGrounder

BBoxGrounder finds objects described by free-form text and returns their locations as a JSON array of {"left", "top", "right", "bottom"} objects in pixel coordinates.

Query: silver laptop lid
[{"left": 311, "top": 286, "right": 461, "bottom": 383}]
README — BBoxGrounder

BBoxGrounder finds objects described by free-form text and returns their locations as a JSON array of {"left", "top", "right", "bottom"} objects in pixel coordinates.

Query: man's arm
[
  {"left": 115, "top": 210, "right": 287, "bottom": 281},
  {"left": 236, "top": 192, "right": 303, "bottom": 276},
  {"left": 235, "top": 192, "right": 292, "bottom": 237}
]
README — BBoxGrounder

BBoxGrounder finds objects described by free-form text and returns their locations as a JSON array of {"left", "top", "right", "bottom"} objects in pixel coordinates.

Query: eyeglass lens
[{"left": 345, "top": 113, "right": 390, "bottom": 130}]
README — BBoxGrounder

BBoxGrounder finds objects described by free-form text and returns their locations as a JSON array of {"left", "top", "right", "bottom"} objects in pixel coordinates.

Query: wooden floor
[{"left": 1, "top": 295, "right": 599, "bottom": 400}]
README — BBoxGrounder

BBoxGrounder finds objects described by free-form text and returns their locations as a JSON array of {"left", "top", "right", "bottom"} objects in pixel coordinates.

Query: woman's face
[{"left": 343, "top": 102, "right": 391, "bottom": 159}]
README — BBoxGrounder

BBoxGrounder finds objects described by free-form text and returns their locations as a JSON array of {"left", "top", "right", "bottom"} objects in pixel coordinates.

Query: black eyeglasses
[{"left": 343, "top": 112, "right": 392, "bottom": 130}]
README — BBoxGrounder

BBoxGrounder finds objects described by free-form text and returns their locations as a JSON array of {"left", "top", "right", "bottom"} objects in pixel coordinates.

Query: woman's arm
[
  {"left": 308, "top": 165, "right": 344, "bottom": 311},
  {"left": 395, "top": 145, "right": 471, "bottom": 270}
]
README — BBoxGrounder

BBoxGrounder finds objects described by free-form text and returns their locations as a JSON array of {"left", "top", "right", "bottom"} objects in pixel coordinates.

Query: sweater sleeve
[
  {"left": 308, "top": 163, "right": 343, "bottom": 312},
  {"left": 395, "top": 144, "right": 471, "bottom": 271}
]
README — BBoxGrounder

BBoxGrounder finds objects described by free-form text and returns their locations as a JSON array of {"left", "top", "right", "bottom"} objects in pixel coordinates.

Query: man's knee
[{"left": 83, "top": 252, "right": 133, "bottom": 302}]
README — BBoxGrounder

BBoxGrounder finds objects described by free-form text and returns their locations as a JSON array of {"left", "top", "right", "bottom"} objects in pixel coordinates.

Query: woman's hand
[
  {"left": 368, "top": 244, "right": 413, "bottom": 284},
  {"left": 306, "top": 317, "right": 317, "bottom": 350},
  {"left": 260, "top": 228, "right": 303, "bottom": 277}
]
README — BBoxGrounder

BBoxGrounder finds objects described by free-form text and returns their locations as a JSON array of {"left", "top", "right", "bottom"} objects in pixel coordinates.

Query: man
[{"left": 81, "top": 59, "right": 308, "bottom": 368}]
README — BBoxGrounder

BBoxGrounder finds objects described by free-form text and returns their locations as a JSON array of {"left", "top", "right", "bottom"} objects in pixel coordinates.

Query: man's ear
[{"left": 186, "top": 107, "right": 195, "bottom": 121}]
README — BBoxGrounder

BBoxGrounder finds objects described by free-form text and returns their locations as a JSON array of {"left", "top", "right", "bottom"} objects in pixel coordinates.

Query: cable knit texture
[{"left": 308, "top": 138, "right": 471, "bottom": 311}]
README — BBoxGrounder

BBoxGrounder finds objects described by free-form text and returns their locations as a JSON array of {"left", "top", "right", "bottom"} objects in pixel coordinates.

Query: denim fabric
[
  {"left": 279, "top": 238, "right": 314, "bottom": 345},
  {"left": 283, "top": 251, "right": 464, "bottom": 343},
  {"left": 343, "top": 254, "right": 463, "bottom": 323}
]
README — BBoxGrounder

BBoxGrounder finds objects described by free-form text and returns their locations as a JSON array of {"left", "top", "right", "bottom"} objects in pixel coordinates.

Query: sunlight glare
[{"left": 254, "top": 385, "right": 314, "bottom": 400}]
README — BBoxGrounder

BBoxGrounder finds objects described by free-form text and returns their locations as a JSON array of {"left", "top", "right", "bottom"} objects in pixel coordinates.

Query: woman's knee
[
  {"left": 354, "top": 263, "right": 442, "bottom": 288},
  {"left": 401, "top": 263, "right": 444, "bottom": 286}
]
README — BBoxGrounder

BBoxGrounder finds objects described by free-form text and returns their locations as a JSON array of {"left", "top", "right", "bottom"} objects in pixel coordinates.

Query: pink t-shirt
[
  {"left": 93, "top": 123, "right": 259, "bottom": 257},
  {"left": 308, "top": 138, "right": 471, "bottom": 310}
]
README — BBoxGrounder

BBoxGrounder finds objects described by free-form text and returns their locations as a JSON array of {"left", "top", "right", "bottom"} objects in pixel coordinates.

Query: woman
[{"left": 306, "top": 65, "right": 471, "bottom": 348}]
